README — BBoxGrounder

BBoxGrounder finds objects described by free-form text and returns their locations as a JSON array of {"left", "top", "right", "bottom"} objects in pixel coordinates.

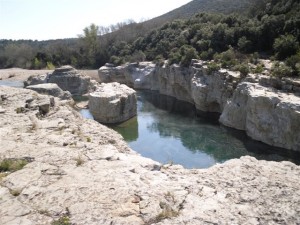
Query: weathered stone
[
  {"left": 88, "top": 82, "right": 137, "bottom": 123},
  {"left": 98, "top": 61, "right": 300, "bottom": 151},
  {"left": 47, "top": 65, "right": 92, "bottom": 95},
  {"left": 0, "top": 86, "right": 299, "bottom": 225},
  {"left": 219, "top": 82, "right": 300, "bottom": 151},
  {"left": 26, "top": 83, "right": 72, "bottom": 100},
  {"left": 24, "top": 74, "right": 48, "bottom": 87},
  {"left": 25, "top": 65, "right": 97, "bottom": 96}
]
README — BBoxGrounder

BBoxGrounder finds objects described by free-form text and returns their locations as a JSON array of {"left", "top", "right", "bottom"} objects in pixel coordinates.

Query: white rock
[
  {"left": 0, "top": 86, "right": 299, "bottom": 225},
  {"left": 88, "top": 82, "right": 137, "bottom": 123}
]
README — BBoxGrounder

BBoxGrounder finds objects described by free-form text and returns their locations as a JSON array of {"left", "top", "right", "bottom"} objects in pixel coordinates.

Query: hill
[{"left": 148, "top": 0, "right": 258, "bottom": 25}]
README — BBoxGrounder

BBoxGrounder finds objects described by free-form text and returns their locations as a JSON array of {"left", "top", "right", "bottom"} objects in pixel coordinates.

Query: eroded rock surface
[
  {"left": 26, "top": 83, "right": 72, "bottom": 100},
  {"left": 98, "top": 61, "right": 300, "bottom": 151},
  {"left": 0, "top": 86, "right": 300, "bottom": 225},
  {"left": 89, "top": 82, "right": 137, "bottom": 123},
  {"left": 25, "top": 65, "right": 97, "bottom": 96},
  {"left": 219, "top": 82, "right": 300, "bottom": 150}
]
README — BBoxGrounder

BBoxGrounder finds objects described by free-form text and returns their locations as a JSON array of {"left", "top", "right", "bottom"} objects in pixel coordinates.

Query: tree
[{"left": 80, "top": 23, "right": 100, "bottom": 67}]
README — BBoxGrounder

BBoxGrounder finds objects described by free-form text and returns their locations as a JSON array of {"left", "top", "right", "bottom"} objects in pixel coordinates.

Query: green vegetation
[
  {"left": 0, "top": 158, "right": 29, "bottom": 172},
  {"left": 51, "top": 216, "right": 71, "bottom": 225},
  {"left": 0, "top": 0, "right": 299, "bottom": 77},
  {"left": 75, "top": 156, "right": 85, "bottom": 166}
]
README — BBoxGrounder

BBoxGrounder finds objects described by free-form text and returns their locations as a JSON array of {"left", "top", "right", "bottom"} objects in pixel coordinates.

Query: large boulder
[
  {"left": 47, "top": 65, "right": 93, "bottom": 95},
  {"left": 25, "top": 65, "right": 96, "bottom": 96},
  {"left": 26, "top": 83, "right": 72, "bottom": 100},
  {"left": 88, "top": 82, "right": 137, "bottom": 123}
]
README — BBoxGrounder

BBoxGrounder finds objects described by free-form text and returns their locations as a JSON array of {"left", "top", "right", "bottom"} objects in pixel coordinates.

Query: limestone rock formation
[
  {"left": 26, "top": 83, "right": 72, "bottom": 100},
  {"left": 219, "top": 82, "right": 300, "bottom": 150},
  {"left": 25, "top": 65, "right": 96, "bottom": 96},
  {"left": 99, "top": 62, "right": 156, "bottom": 89},
  {"left": 47, "top": 65, "right": 94, "bottom": 95},
  {"left": 98, "top": 61, "right": 300, "bottom": 151},
  {"left": 0, "top": 86, "right": 300, "bottom": 225},
  {"left": 88, "top": 82, "right": 137, "bottom": 123}
]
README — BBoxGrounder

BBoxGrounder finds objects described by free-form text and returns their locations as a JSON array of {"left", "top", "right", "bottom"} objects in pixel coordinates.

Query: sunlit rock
[{"left": 89, "top": 82, "right": 137, "bottom": 123}]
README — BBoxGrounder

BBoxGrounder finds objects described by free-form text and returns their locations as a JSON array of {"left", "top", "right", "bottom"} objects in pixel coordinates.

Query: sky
[{"left": 0, "top": 0, "right": 191, "bottom": 40}]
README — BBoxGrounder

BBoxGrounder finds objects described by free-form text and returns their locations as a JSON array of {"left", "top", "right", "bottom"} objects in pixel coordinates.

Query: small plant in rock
[
  {"left": 155, "top": 202, "right": 179, "bottom": 222},
  {"left": 9, "top": 189, "right": 21, "bottom": 196},
  {"left": 51, "top": 216, "right": 71, "bottom": 225},
  {"left": 0, "top": 158, "right": 29, "bottom": 172},
  {"left": 86, "top": 137, "right": 91, "bottom": 142},
  {"left": 15, "top": 107, "right": 25, "bottom": 114},
  {"left": 39, "top": 209, "right": 51, "bottom": 216},
  {"left": 75, "top": 156, "right": 84, "bottom": 166}
]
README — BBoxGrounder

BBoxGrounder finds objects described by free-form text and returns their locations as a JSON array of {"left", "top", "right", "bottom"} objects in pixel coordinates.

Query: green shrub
[
  {"left": 253, "top": 64, "right": 264, "bottom": 74},
  {"left": 273, "top": 35, "right": 299, "bottom": 60},
  {"left": 51, "top": 216, "right": 71, "bottom": 225},
  {"left": 271, "top": 62, "right": 293, "bottom": 77},
  {"left": 207, "top": 62, "right": 220, "bottom": 75},
  {"left": 0, "top": 158, "right": 29, "bottom": 172},
  {"left": 233, "top": 63, "right": 250, "bottom": 76}
]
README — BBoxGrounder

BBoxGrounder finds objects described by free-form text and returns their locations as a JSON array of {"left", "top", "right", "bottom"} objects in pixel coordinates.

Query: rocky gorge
[
  {"left": 99, "top": 61, "right": 300, "bottom": 152},
  {"left": 0, "top": 84, "right": 300, "bottom": 224}
]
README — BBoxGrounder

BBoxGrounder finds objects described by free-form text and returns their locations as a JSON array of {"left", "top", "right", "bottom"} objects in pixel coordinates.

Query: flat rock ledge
[
  {"left": 0, "top": 86, "right": 300, "bottom": 225},
  {"left": 89, "top": 82, "right": 137, "bottom": 124},
  {"left": 26, "top": 83, "right": 72, "bottom": 100}
]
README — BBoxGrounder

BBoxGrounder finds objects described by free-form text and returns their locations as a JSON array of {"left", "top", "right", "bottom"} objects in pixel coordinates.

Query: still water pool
[{"left": 81, "top": 91, "right": 300, "bottom": 168}]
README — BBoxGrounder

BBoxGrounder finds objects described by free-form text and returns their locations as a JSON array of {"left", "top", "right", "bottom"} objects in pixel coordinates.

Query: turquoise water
[{"left": 80, "top": 91, "right": 300, "bottom": 168}]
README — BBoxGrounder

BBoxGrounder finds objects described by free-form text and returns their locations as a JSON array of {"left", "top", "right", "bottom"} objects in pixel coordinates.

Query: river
[{"left": 80, "top": 91, "right": 300, "bottom": 168}]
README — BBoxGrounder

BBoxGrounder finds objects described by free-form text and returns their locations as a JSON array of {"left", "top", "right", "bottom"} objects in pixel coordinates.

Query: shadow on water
[{"left": 78, "top": 90, "right": 300, "bottom": 168}]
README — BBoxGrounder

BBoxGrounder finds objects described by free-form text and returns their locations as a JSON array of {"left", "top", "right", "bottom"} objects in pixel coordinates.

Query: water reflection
[
  {"left": 110, "top": 117, "right": 138, "bottom": 142},
  {"left": 113, "top": 91, "right": 300, "bottom": 168},
  {"left": 76, "top": 90, "right": 300, "bottom": 168}
]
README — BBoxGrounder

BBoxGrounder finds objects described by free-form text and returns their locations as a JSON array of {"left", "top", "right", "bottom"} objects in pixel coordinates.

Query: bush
[
  {"left": 253, "top": 63, "right": 264, "bottom": 74},
  {"left": 0, "top": 158, "right": 29, "bottom": 172},
  {"left": 271, "top": 62, "right": 293, "bottom": 77},
  {"left": 273, "top": 35, "right": 299, "bottom": 60},
  {"left": 110, "top": 55, "right": 124, "bottom": 66},
  {"left": 214, "top": 48, "right": 238, "bottom": 68},
  {"left": 234, "top": 63, "right": 250, "bottom": 76},
  {"left": 285, "top": 53, "right": 300, "bottom": 77},
  {"left": 207, "top": 62, "right": 220, "bottom": 75}
]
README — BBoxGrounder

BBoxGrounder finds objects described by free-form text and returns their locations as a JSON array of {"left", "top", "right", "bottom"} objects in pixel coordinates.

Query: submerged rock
[
  {"left": 89, "top": 82, "right": 137, "bottom": 123},
  {"left": 0, "top": 86, "right": 299, "bottom": 225},
  {"left": 26, "top": 83, "right": 72, "bottom": 100}
]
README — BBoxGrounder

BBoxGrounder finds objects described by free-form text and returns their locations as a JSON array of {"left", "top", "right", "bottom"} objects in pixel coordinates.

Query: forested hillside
[
  {"left": 109, "top": 0, "right": 300, "bottom": 77},
  {"left": 0, "top": 0, "right": 299, "bottom": 77}
]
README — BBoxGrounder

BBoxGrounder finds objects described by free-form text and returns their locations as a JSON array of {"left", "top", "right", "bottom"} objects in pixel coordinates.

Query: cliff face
[
  {"left": 1, "top": 86, "right": 300, "bottom": 225},
  {"left": 98, "top": 61, "right": 300, "bottom": 151}
]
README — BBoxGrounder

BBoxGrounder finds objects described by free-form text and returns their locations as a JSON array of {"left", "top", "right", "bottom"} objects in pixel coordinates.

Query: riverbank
[
  {"left": 0, "top": 68, "right": 99, "bottom": 82},
  {"left": 99, "top": 61, "right": 300, "bottom": 152},
  {"left": 0, "top": 83, "right": 300, "bottom": 224}
]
